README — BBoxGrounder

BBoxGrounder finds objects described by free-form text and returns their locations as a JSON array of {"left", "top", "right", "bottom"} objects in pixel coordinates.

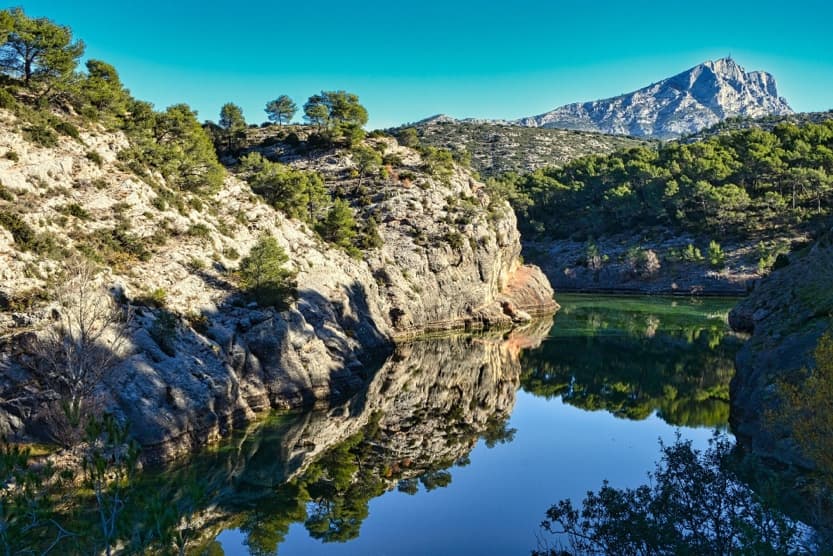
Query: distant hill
[
  {"left": 516, "top": 58, "right": 793, "bottom": 139},
  {"left": 392, "top": 116, "right": 651, "bottom": 177},
  {"left": 682, "top": 110, "right": 833, "bottom": 143}
]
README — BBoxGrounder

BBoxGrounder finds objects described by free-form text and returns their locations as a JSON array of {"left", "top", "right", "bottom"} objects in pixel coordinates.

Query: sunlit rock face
[
  {"left": 516, "top": 58, "right": 793, "bottom": 139},
  {"left": 0, "top": 116, "right": 556, "bottom": 460}
]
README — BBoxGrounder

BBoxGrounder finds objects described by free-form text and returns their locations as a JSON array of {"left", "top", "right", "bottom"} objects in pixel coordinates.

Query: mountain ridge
[{"left": 514, "top": 57, "right": 793, "bottom": 139}]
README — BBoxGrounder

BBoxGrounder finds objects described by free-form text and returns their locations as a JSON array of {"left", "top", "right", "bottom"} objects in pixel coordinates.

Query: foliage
[
  {"left": 238, "top": 235, "right": 296, "bottom": 308},
  {"left": 778, "top": 332, "right": 833, "bottom": 483},
  {"left": 419, "top": 145, "right": 455, "bottom": 182},
  {"left": 317, "top": 199, "right": 358, "bottom": 251},
  {"left": 0, "top": 7, "right": 84, "bottom": 88},
  {"left": 351, "top": 144, "right": 382, "bottom": 185},
  {"left": 534, "top": 434, "right": 811, "bottom": 556},
  {"left": 240, "top": 152, "right": 328, "bottom": 223},
  {"left": 265, "top": 95, "right": 297, "bottom": 126},
  {"left": 396, "top": 127, "right": 420, "bottom": 148},
  {"left": 303, "top": 90, "right": 368, "bottom": 145},
  {"left": 708, "top": 240, "right": 726, "bottom": 268},
  {"left": 218, "top": 101, "right": 246, "bottom": 150},
  {"left": 23, "top": 123, "right": 57, "bottom": 146},
  {"left": 78, "top": 59, "right": 131, "bottom": 118},
  {"left": 121, "top": 102, "right": 225, "bottom": 194},
  {"left": 505, "top": 122, "right": 833, "bottom": 241}
]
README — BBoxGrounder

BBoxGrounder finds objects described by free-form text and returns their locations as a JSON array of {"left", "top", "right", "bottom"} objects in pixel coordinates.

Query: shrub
[
  {"left": 53, "top": 121, "right": 81, "bottom": 141},
  {"left": 0, "top": 88, "right": 17, "bottom": 109},
  {"left": 58, "top": 203, "right": 91, "bottom": 220},
  {"left": 626, "top": 246, "right": 661, "bottom": 278},
  {"left": 187, "top": 223, "right": 211, "bottom": 239},
  {"left": 707, "top": 240, "right": 725, "bottom": 269},
  {"left": 86, "top": 150, "right": 104, "bottom": 167},
  {"left": 23, "top": 125, "right": 58, "bottom": 147},
  {"left": 136, "top": 287, "right": 167, "bottom": 308},
  {"left": 682, "top": 243, "right": 704, "bottom": 263},
  {"left": 238, "top": 235, "right": 296, "bottom": 308},
  {"left": 0, "top": 210, "right": 36, "bottom": 247},
  {"left": 0, "top": 185, "right": 13, "bottom": 201},
  {"left": 4, "top": 150, "right": 19, "bottom": 162}
]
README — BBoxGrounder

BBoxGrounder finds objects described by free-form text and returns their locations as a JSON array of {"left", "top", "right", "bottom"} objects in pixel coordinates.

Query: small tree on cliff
[
  {"left": 239, "top": 235, "right": 296, "bottom": 308},
  {"left": 265, "top": 95, "right": 297, "bottom": 126},
  {"left": 28, "top": 261, "right": 131, "bottom": 443}
]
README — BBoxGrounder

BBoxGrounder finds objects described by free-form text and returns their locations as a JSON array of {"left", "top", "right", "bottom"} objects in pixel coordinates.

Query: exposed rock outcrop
[
  {"left": 517, "top": 58, "right": 793, "bottom": 139},
  {"left": 729, "top": 235, "right": 833, "bottom": 466},
  {"left": 0, "top": 111, "right": 557, "bottom": 460}
]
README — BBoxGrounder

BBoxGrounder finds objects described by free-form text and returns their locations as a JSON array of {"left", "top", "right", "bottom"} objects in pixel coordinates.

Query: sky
[{"left": 7, "top": 0, "right": 833, "bottom": 129}]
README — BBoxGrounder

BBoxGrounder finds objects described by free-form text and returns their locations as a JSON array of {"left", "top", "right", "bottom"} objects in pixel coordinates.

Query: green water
[{"left": 11, "top": 295, "right": 745, "bottom": 555}]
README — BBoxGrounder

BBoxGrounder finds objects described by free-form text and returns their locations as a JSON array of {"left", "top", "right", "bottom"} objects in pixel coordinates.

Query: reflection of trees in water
[
  {"left": 521, "top": 301, "right": 742, "bottom": 427},
  {"left": 31, "top": 323, "right": 549, "bottom": 555}
]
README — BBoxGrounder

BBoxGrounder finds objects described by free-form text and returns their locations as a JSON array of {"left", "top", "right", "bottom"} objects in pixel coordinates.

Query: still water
[{"left": 166, "top": 294, "right": 743, "bottom": 555}]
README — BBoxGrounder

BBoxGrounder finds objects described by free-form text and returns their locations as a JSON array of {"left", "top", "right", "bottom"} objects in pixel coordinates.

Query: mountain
[
  {"left": 516, "top": 58, "right": 794, "bottom": 139},
  {"left": 392, "top": 117, "right": 650, "bottom": 177}
]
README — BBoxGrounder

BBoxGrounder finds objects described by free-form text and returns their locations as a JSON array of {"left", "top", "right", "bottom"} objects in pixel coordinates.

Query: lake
[{"left": 156, "top": 294, "right": 743, "bottom": 555}]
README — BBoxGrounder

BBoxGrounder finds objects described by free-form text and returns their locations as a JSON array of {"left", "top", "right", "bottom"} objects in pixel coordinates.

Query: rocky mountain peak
[{"left": 516, "top": 58, "right": 793, "bottom": 139}]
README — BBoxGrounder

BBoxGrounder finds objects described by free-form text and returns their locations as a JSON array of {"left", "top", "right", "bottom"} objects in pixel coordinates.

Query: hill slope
[
  {"left": 0, "top": 110, "right": 556, "bottom": 460},
  {"left": 392, "top": 116, "right": 649, "bottom": 177}
]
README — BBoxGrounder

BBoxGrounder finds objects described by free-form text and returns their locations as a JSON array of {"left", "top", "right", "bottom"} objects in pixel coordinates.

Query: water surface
[{"left": 194, "top": 294, "right": 744, "bottom": 555}]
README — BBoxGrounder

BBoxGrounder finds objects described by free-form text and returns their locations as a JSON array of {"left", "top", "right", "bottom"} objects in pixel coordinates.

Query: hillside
[
  {"left": 516, "top": 58, "right": 793, "bottom": 139},
  {"left": 390, "top": 116, "right": 649, "bottom": 177},
  {"left": 0, "top": 101, "right": 555, "bottom": 460},
  {"left": 502, "top": 118, "right": 833, "bottom": 293}
]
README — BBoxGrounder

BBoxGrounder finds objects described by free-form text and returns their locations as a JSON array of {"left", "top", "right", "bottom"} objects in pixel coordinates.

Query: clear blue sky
[{"left": 8, "top": 0, "right": 833, "bottom": 129}]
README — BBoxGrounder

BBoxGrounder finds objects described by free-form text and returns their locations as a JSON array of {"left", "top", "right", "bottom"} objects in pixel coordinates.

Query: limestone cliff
[{"left": 0, "top": 110, "right": 556, "bottom": 460}]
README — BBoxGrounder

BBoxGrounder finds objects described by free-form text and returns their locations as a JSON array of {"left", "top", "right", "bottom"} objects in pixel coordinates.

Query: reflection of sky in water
[
  {"left": 218, "top": 398, "right": 718, "bottom": 555},
  {"left": 216, "top": 295, "right": 739, "bottom": 555}
]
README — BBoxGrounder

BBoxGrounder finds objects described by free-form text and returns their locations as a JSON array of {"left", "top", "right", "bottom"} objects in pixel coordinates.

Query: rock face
[
  {"left": 728, "top": 235, "right": 833, "bottom": 467},
  {"left": 0, "top": 111, "right": 557, "bottom": 461},
  {"left": 516, "top": 58, "right": 793, "bottom": 139}
]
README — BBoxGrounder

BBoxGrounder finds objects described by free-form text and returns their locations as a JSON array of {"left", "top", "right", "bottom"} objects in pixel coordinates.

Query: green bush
[
  {"left": 53, "top": 120, "right": 81, "bottom": 141},
  {"left": 682, "top": 243, "right": 704, "bottom": 263},
  {"left": 4, "top": 150, "right": 19, "bottom": 162},
  {"left": 187, "top": 223, "right": 211, "bottom": 239},
  {"left": 135, "top": 287, "right": 167, "bottom": 308},
  {"left": 0, "top": 87, "right": 17, "bottom": 109},
  {"left": 85, "top": 150, "right": 103, "bottom": 166},
  {"left": 0, "top": 185, "right": 14, "bottom": 201},
  {"left": 238, "top": 235, "right": 296, "bottom": 308},
  {"left": 58, "top": 202, "right": 90, "bottom": 220},
  {"left": 23, "top": 125, "right": 58, "bottom": 147},
  {"left": 707, "top": 240, "right": 725, "bottom": 268},
  {"left": 0, "top": 210, "right": 36, "bottom": 247}
]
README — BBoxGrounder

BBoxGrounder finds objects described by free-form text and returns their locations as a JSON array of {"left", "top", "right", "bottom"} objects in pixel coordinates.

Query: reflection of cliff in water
[
  {"left": 520, "top": 296, "right": 743, "bottom": 427},
  {"left": 141, "top": 320, "right": 552, "bottom": 554}
]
